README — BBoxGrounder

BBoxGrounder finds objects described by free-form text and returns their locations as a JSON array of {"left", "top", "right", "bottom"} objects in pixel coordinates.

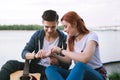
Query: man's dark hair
[{"left": 42, "top": 10, "right": 59, "bottom": 21}]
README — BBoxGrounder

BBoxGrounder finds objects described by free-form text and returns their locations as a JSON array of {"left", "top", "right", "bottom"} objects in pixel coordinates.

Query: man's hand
[
  {"left": 34, "top": 50, "right": 48, "bottom": 58},
  {"left": 50, "top": 56, "right": 60, "bottom": 66}
]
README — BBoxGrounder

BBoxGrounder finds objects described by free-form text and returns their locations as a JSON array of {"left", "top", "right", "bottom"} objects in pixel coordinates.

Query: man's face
[{"left": 42, "top": 20, "right": 58, "bottom": 36}]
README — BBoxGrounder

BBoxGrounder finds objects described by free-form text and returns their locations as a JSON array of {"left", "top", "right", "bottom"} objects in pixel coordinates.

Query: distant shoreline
[
  {"left": 90, "top": 25, "right": 120, "bottom": 31},
  {"left": 0, "top": 24, "right": 120, "bottom": 31}
]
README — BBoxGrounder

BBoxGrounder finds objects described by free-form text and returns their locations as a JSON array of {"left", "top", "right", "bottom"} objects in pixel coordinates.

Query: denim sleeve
[{"left": 21, "top": 31, "right": 39, "bottom": 59}]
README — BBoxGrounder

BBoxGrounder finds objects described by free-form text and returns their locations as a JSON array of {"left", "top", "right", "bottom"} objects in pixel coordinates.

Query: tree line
[{"left": 0, "top": 24, "right": 63, "bottom": 30}]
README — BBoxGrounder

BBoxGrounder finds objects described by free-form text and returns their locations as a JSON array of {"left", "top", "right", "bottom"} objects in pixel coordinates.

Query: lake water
[{"left": 0, "top": 30, "right": 120, "bottom": 68}]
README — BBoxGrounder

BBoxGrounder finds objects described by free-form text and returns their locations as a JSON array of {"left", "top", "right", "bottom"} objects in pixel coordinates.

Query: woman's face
[{"left": 62, "top": 20, "right": 76, "bottom": 37}]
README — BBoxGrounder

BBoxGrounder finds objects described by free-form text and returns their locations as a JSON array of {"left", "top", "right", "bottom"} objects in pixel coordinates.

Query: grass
[{"left": 108, "top": 73, "right": 120, "bottom": 80}]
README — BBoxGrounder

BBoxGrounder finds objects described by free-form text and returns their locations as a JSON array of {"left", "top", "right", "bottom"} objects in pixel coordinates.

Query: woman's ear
[{"left": 72, "top": 22, "right": 77, "bottom": 28}]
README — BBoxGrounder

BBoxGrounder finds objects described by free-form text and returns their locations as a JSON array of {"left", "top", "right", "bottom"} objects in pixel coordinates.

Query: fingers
[
  {"left": 51, "top": 46, "right": 61, "bottom": 54},
  {"left": 50, "top": 57, "right": 59, "bottom": 66},
  {"left": 51, "top": 47, "right": 54, "bottom": 53},
  {"left": 45, "top": 51, "right": 51, "bottom": 57},
  {"left": 36, "top": 50, "right": 47, "bottom": 58},
  {"left": 34, "top": 46, "right": 61, "bottom": 59}
]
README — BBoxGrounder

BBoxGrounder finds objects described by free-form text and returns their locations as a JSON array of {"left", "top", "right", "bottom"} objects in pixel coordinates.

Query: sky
[{"left": 0, "top": 0, "right": 120, "bottom": 28}]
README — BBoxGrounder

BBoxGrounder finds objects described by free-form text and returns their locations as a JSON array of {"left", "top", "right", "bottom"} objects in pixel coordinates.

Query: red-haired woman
[{"left": 45, "top": 11, "right": 107, "bottom": 80}]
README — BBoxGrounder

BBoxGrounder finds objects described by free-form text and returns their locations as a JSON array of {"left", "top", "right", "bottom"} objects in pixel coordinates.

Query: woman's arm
[{"left": 61, "top": 40, "right": 97, "bottom": 63}]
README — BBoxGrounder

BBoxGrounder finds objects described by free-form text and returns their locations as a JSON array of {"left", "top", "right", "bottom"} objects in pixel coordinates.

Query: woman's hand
[{"left": 51, "top": 46, "right": 61, "bottom": 54}]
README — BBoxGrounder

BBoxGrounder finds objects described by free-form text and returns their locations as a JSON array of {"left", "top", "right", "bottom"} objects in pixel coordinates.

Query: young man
[{"left": 0, "top": 10, "right": 70, "bottom": 80}]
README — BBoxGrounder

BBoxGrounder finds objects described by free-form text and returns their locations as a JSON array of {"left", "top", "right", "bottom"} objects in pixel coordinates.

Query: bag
[{"left": 95, "top": 66, "right": 107, "bottom": 80}]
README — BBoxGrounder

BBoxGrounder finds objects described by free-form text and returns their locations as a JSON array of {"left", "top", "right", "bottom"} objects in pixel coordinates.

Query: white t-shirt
[
  {"left": 38, "top": 37, "right": 59, "bottom": 67},
  {"left": 70, "top": 32, "right": 103, "bottom": 69}
]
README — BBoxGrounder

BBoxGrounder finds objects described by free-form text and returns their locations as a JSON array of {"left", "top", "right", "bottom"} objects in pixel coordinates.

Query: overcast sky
[{"left": 0, "top": 0, "right": 120, "bottom": 28}]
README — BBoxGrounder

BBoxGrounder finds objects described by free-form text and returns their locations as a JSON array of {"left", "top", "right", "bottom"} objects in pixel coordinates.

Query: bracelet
[{"left": 60, "top": 48, "right": 64, "bottom": 54}]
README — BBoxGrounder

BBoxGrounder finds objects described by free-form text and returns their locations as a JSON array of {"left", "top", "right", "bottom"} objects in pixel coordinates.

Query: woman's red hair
[{"left": 61, "top": 11, "right": 90, "bottom": 51}]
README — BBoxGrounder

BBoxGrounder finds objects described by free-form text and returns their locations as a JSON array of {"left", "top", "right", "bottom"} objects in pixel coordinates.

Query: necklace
[{"left": 74, "top": 33, "right": 80, "bottom": 38}]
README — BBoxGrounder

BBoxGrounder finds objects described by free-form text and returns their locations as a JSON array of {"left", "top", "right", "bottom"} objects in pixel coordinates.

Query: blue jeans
[{"left": 45, "top": 62, "right": 104, "bottom": 80}]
